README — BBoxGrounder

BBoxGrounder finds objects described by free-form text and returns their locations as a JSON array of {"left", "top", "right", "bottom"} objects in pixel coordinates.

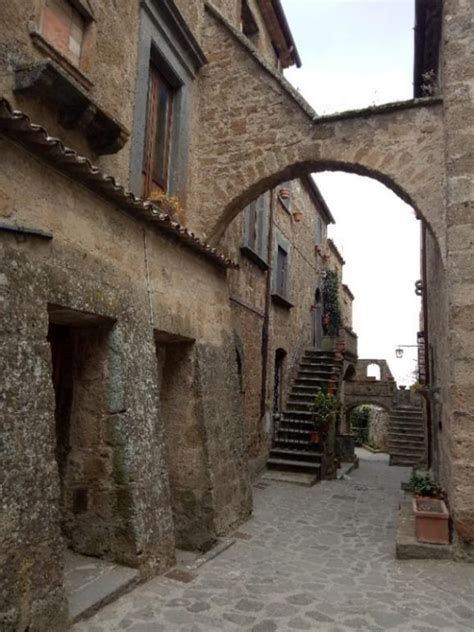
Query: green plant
[
  {"left": 311, "top": 388, "right": 339, "bottom": 431},
  {"left": 322, "top": 270, "right": 341, "bottom": 337},
  {"left": 409, "top": 471, "right": 442, "bottom": 498},
  {"left": 350, "top": 405, "right": 370, "bottom": 446}
]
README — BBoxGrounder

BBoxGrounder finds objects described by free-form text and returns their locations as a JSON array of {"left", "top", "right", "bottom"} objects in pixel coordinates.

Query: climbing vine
[{"left": 322, "top": 269, "right": 342, "bottom": 337}]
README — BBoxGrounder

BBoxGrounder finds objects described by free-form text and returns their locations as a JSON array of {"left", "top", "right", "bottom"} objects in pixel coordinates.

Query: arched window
[{"left": 367, "top": 363, "right": 381, "bottom": 381}]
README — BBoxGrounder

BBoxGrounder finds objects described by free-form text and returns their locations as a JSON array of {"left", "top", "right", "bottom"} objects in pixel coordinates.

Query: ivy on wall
[{"left": 323, "top": 269, "right": 342, "bottom": 337}]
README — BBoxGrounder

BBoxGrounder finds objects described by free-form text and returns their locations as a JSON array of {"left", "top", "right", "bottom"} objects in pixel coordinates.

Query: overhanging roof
[{"left": 0, "top": 98, "right": 236, "bottom": 269}]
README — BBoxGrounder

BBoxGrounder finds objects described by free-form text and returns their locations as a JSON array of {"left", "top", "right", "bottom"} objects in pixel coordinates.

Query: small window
[
  {"left": 272, "top": 233, "right": 292, "bottom": 308},
  {"left": 276, "top": 246, "right": 288, "bottom": 296},
  {"left": 241, "top": 192, "right": 270, "bottom": 267},
  {"left": 41, "top": 0, "right": 86, "bottom": 67},
  {"left": 241, "top": 0, "right": 259, "bottom": 40},
  {"left": 143, "top": 65, "right": 175, "bottom": 197},
  {"left": 315, "top": 216, "right": 323, "bottom": 246}
]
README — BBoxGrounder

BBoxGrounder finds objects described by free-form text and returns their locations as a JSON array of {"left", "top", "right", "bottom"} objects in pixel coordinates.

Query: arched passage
[{"left": 198, "top": 5, "right": 444, "bottom": 256}]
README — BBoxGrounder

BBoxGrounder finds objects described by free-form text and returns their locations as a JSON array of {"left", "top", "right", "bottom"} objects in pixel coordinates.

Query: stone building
[
  {"left": 226, "top": 173, "right": 338, "bottom": 475},
  {"left": 1, "top": 0, "right": 474, "bottom": 629}
]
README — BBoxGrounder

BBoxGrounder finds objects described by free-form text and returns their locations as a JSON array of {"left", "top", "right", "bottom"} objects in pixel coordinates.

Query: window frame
[
  {"left": 142, "top": 64, "right": 175, "bottom": 197},
  {"left": 241, "top": 192, "right": 270, "bottom": 270},
  {"left": 130, "top": 0, "right": 207, "bottom": 199},
  {"left": 271, "top": 231, "right": 293, "bottom": 308},
  {"left": 34, "top": 0, "right": 95, "bottom": 83}
]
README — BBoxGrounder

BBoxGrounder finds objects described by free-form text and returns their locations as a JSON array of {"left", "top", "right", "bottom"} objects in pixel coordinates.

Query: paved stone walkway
[{"left": 74, "top": 457, "right": 474, "bottom": 631}]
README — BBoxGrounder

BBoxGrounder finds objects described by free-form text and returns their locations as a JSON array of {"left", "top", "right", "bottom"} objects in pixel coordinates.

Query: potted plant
[
  {"left": 292, "top": 209, "right": 303, "bottom": 222},
  {"left": 409, "top": 471, "right": 450, "bottom": 545},
  {"left": 310, "top": 388, "right": 339, "bottom": 444}
]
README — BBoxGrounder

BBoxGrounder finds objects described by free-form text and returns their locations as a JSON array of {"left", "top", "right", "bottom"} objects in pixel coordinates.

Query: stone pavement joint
[{"left": 73, "top": 456, "right": 474, "bottom": 631}]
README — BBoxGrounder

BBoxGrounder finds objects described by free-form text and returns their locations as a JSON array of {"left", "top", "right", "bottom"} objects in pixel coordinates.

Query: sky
[{"left": 282, "top": 0, "right": 421, "bottom": 385}]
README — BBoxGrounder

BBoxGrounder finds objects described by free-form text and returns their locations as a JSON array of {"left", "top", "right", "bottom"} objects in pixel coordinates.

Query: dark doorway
[
  {"left": 155, "top": 331, "right": 216, "bottom": 552},
  {"left": 312, "top": 287, "right": 323, "bottom": 349},
  {"left": 273, "top": 348, "right": 287, "bottom": 414},
  {"left": 48, "top": 315, "right": 117, "bottom": 559}
]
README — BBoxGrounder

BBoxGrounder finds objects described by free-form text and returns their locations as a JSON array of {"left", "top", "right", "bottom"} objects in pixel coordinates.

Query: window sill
[
  {"left": 30, "top": 31, "right": 93, "bottom": 91},
  {"left": 240, "top": 245, "right": 269, "bottom": 270},
  {"left": 14, "top": 58, "right": 129, "bottom": 155},
  {"left": 271, "top": 293, "right": 293, "bottom": 309}
]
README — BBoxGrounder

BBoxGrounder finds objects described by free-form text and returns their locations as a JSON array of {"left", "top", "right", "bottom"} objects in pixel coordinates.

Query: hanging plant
[{"left": 322, "top": 269, "right": 341, "bottom": 337}]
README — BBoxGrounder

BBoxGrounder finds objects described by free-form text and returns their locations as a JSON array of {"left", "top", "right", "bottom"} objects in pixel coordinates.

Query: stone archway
[{"left": 195, "top": 5, "right": 445, "bottom": 257}]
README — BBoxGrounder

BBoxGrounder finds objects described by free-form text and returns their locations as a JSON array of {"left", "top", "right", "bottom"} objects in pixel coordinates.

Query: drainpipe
[
  {"left": 421, "top": 223, "right": 432, "bottom": 469},
  {"left": 260, "top": 189, "right": 275, "bottom": 419}
]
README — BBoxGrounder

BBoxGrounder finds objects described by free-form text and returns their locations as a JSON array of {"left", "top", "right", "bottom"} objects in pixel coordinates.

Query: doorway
[
  {"left": 312, "top": 287, "right": 323, "bottom": 349},
  {"left": 155, "top": 331, "right": 216, "bottom": 552},
  {"left": 48, "top": 314, "right": 116, "bottom": 559},
  {"left": 273, "top": 348, "right": 287, "bottom": 414}
]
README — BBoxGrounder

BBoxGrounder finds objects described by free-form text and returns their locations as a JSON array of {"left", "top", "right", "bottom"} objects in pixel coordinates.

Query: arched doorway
[{"left": 312, "top": 287, "right": 323, "bottom": 349}]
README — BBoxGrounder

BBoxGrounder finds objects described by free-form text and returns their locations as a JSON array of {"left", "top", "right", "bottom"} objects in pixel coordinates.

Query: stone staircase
[
  {"left": 389, "top": 406, "right": 426, "bottom": 467},
  {"left": 267, "top": 350, "right": 342, "bottom": 483}
]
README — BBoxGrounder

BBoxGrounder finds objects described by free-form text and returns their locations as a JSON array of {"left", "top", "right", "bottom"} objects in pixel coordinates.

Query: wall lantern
[{"left": 395, "top": 344, "right": 419, "bottom": 359}]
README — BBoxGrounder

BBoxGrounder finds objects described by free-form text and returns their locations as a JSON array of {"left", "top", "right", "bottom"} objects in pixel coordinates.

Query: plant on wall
[{"left": 322, "top": 269, "right": 341, "bottom": 337}]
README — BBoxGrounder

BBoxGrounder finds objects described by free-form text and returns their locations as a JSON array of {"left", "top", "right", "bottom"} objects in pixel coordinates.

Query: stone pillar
[
  {"left": 442, "top": 0, "right": 474, "bottom": 555},
  {"left": 0, "top": 246, "right": 68, "bottom": 631}
]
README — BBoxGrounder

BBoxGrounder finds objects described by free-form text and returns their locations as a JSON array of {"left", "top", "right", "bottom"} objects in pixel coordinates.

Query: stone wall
[
  {"left": 227, "top": 177, "right": 330, "bottom": 475},
  {"left": 438, "top": 0, "right": 474, "bottom": 554},
  {"left": 368, "top": 407, "right": 390, "bottom": 452},
  {"left": 0, "top": 135, "right": 251, "bottom": 630}
]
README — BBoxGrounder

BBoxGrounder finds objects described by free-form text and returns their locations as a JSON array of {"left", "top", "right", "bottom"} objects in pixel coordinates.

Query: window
[
  {"left": 315, "top": 215, "right": 323, "bottom": 246},
  {"left": 40, "top": 0, "right": 87, "bottom": 67},
  {"left": 142, "top": 65, "right": 175, "bottom": 197},
  {"left": 241, "top": 0, "right": 259, "bottom": 40},
  {"left": 130, "top": 1, "right": 206, "bottom": 198},
  {"left": 241, "top": 192, "right": 270, "bottom": 268},
  {"left": 272, "top": 232, "right": 292, "bottom": 307}
]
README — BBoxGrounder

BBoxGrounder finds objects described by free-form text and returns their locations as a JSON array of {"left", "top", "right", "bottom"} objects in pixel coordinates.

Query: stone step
[
  {"left": 388, "top": 421, "right": 425, "bottom": 432},
  {"left": 267, "top": 457, "right": 322, "bottom": 473},
  {"left": 389, "top": 428, "right": 425, "bottom": 436},
  {"left": 273, "top": 436, "right": 313, "bottom": 447},
  {"left": 390, "top": 455, "right": 424, "bottom": 467},
  {"left": 388, "top": 436, "right": 425, "bottom": 448},
  {"left": 276, "top": 427, "right": 313, "bottom": 437},
  {"left": 295, "top": 376, "right": 336, "bottom": 384},
  {"left": 270, "top": 447, "right": 322, "bottom": 462},
  {"left": 299, "top": 360, "right": 341, "bottom": 369},
  {"left": 65, "top": 551, "right": 140, "bottom": 624},
  {"left": 292, "top": 385, "right": 331, "bottom": 394},
  {"left": 297, "top": 368, "right": 337, "bottom": 378},
  {"left": 391, "top": 410, "right": 424, "bottom": 418},
  {"left": 284, "top": 409, "right": 314, "bottom": 418}
]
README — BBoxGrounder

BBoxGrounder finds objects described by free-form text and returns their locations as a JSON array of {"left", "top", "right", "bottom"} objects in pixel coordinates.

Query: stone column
[{"left": 442, "top": 0, "right": 474, "bottom": 556}]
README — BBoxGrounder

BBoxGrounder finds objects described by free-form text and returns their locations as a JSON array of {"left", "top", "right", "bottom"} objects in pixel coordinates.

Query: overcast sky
[{"left": 283, "top": 0, "right": 421, "bottom": 385}]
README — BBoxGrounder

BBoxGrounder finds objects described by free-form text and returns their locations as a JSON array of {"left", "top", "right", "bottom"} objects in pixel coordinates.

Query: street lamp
[{"left": 395, "top": 344, "right": 419, "bottom": 359}]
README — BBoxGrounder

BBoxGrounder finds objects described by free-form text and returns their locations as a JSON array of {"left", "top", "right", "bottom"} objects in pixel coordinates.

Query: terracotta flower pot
[
  {"left": 413, "top": 496, "right": 450, "bottom": 544},
  {"left": 292, "top": 210, "right": 303, "bottom": 222},
  {"left": 309, "top": 431, "right": 320, "bottom": 443},
  {"left": 279, "top": 187, "right": 290, "bottom": 199}
]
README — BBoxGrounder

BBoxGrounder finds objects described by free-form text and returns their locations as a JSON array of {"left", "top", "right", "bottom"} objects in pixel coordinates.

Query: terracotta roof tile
[{"left": 0, "top": 97, "right": 237, "bottom": 269}]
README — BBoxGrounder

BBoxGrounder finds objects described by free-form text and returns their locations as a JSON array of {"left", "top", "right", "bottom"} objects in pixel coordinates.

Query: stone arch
[
  {"left": 197, "top": 6, "right": 445, "bottom": 259},
  {"left": 345, "top": 399, "right": 392, "bottom": 416}
]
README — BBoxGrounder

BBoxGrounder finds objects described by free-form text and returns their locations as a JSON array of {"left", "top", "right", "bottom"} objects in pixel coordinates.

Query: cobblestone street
[{"left": 74, "top": 456, "right": 474, "bottom": 631}]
